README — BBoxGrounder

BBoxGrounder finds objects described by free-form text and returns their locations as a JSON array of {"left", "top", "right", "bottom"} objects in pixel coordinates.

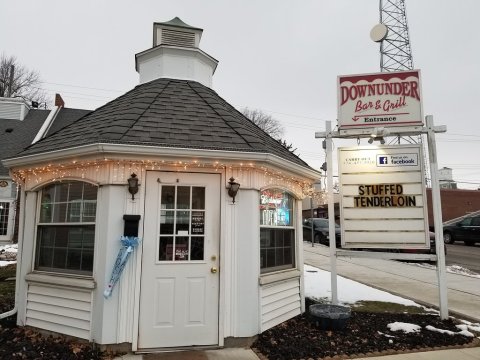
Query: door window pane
[
  {"left": 176, "top": 211, "right": 190, "bottom": 233},
  {"left": 161, "top": 186, "right": 175, "bottom": 209},
  {"left": 191, "top": 237, "right": 204, "bottom": 260},
  {"left": 159, "top": 236, "right": 174, "bottom": 261},
  {"left": 192, "top": 187, "right": 205, "bottom": 209},
  {"left": 176, "top": 186, "right": 190, "bottom": 209},
  {"left": 191, "top": 211, "right": 205, "bottom": 235},
  {"left": 157, "top": 185, "right": 206, "bottom": 262},
  {"left": 160, "top": 211, "right": 175, "bottom": 234},
  {"left": 175, "top": 237, "right": 189, "bottom": 261}
]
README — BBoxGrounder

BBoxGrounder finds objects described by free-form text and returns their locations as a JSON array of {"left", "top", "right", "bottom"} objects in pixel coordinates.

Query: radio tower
[
  {"left": 371, "top": 0, "right": 431, "bottom": 186},
  {"left": 378, "top": 0, "right": 414, "bottom": 72}
]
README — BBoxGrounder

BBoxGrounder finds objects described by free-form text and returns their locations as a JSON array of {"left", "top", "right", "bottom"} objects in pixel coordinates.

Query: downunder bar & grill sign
[
  {"left": 337, "top": 70, "right": 423, "bottom": 130},
  {"left": 339, "top": 145, "right": 429, "bottom": 249}
]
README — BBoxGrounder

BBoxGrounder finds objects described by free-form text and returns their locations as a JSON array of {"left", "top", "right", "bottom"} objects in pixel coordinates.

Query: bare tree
[
  {"left": 0, "top": 54, "right": 47, "bottom": 105},
  {"left": 242, "top": 107, "right": 284, "bottom": 140}
]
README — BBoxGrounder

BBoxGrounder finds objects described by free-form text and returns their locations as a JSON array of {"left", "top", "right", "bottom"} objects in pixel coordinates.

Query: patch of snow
[
  {"left": 415, "top": 263, "right": 480, "bottom": 278},
  {"left": 459, "top": 320, "right": 480, "bottom": 333},
  {"left": 304, "top": 264, "right": 421, "bottom": 307},
  {"left": 387, "top": 322, "right": 421, "bottom": 333},
  {"left": 0, "top": 260, "right": 16, "bottom": 267},
  {"left": 377, "top": 331, "right": 395, "bottom": 338},
  {"left": 0, "top": 244, "right": 18, "bottom": 253},
  {"left": 426, "top": 325, "right": 474, "bottom": 338}
]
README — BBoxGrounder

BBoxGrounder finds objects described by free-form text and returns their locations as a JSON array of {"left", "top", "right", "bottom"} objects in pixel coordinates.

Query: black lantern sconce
[
  {"left": 127, "top": 173, "right": 139, "bottom": 200},
  {"left": 227, "top": 177, "right": 240, "bottom": 203}
]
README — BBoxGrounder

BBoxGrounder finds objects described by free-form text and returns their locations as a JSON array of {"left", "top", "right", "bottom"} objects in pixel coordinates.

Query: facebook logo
[{"left": 378, "top": 156, "right": 388, "bottom": 165}]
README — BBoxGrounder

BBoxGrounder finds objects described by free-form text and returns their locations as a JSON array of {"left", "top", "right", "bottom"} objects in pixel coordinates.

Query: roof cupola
[{"left": 135, "top": 17, "right": 218, "bottom": 88}]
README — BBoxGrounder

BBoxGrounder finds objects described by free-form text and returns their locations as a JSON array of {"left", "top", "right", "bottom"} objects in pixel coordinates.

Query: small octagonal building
[{"left": 4, "top": 18, "right": 320, "bottom": 351}]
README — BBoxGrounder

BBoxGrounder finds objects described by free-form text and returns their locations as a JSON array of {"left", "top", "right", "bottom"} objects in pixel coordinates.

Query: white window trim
[
  {"left": 33, "top": 182, "right": 98, "bottom": 275},
  {"left": 259, "top": 268, "right": 301, "bottom": 285},
  {"left": 0, "top": 199, "right": 15, "bottom": 241},
  {"left": 25, "top": 272, "right": 96, "bottom": 290},
  {"left": 259, "top": 188, "right": 297, "bottom": 274}
]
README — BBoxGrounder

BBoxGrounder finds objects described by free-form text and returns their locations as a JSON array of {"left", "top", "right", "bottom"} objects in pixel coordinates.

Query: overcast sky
[{"left": 2, "top": 1, "right": 479, "bottom": 189}]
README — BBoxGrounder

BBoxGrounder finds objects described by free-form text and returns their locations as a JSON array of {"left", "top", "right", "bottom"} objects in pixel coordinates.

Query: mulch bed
[
  {"left": 252, "top": 309, "right": 478, "bottom": 360},
  {"left": 0, "top": 269, "right": 477, "bottom": 360},
  {"left": 0, "top": 315, "right": 104, "bottom": 360}
]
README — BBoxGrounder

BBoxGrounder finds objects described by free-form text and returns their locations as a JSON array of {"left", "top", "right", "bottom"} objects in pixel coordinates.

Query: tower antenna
[
  {"left": 378, "top": 0, "right": 414, "bottom": 72},
  {"left": 371, "top": 0, "right": 431, "bottom": 186}
]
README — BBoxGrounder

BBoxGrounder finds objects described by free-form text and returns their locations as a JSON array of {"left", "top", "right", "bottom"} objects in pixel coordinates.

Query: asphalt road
[{"left": 445, "top": 242, "right": 480, "bottom": 274}]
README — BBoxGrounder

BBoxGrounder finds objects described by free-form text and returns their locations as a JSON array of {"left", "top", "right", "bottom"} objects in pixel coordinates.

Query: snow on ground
[
  {"left": 387, "top": 322, "right": 421, "bottom": 333},
  {"left": 304, "top": 264, "right": 421, "bottom": 307},
  {"left": 426, "top": 325, "right": 474, "bottom": 338},
  {"left": 0, "top": 244, "right": 17, "bottom": 267},
  {"left": 0, "top": 244, "right": 17, "bottom": 254},
  {"left": 304, "top": 264, "right": 479, "bottom": 339},
  {"left": 0, "top": 261, "right": 16, "bottom": 267},
  {"left": 415, "top": 263, "right": 480, "bottom": 278},
  {"left": 459, "top": 320, "right": 480, "bottom": 334}
]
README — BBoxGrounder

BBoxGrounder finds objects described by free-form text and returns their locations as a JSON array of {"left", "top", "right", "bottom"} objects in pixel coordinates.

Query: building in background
[
  {"left": 438, "top": 167, "right": 457, "bottom": 189},
  {"left": 0, "top": 95, "right": 89, "bottom": 243}
]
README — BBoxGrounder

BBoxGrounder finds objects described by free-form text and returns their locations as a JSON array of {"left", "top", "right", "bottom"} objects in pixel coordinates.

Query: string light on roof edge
[{"left": 11, "top": 158, "right": 313, "bottom": 195}]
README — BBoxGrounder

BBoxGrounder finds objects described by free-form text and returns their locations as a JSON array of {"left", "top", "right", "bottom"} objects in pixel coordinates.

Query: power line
[{"left": 39, "top": 81, "right": 125, "bottom": 94}]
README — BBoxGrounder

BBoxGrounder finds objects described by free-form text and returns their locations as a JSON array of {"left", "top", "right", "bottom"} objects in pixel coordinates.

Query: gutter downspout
[
  {"left": 0, "top": 188, "right": 26, "bottom": 320},
  {"left": 31, "top": 105, "right": 61, "bottom": 144}
]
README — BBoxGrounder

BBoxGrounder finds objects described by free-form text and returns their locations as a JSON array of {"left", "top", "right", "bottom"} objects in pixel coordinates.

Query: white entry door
[{"left": 138, "top": 171, "right": 220, "bottom": 349}]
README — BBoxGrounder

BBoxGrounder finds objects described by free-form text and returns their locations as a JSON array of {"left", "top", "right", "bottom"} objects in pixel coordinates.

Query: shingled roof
[
  {"left": 0, "top": 109, "right": 49, "bottom": 176},
  {"left": 16, "top": 78, "right": 312, "bottom": 169},
  {"left": 0, "top": 108, "right": 91, "bottom": 176}
]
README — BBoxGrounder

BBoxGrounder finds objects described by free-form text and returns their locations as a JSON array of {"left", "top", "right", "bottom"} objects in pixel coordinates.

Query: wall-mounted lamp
[
  {"left": 227, "top": 177, "right": 240, "bottom": 203},
  {"left": 128, "top": 173, "right": 139, "bottom": 200}
]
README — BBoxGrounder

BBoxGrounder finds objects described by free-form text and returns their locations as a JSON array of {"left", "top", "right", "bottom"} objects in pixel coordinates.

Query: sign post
[
  {"left": 326, "top": 121, "right": 338, "bottom": 305},
  {"left": 426, "top": 115, "right": 448, "bottom": 319}
]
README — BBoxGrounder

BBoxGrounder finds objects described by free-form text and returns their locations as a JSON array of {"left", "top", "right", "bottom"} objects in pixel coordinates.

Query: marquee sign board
[
  {"left": 339, "top": 144, "right": 429, "bottom": 249},
  {"left": 337, "top": 70, "right": 423, "bottom": 130}
]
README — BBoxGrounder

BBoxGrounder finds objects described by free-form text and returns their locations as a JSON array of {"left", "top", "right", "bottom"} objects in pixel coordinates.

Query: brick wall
[{"left": 426, "top": 188, "right": 480, "bottom": 226}]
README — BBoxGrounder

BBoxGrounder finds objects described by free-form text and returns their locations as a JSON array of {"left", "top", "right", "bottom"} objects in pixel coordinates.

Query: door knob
[{"left": 211, "top": 267, "right": 218, "bottom": 274}]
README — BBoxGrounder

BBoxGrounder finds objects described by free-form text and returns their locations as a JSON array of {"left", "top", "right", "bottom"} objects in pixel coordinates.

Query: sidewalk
[
  {"left": 303, "top": 244, "right": 480, "bottom": 322},
  {"left": 115, "top": 348, "right": 259, "bottom": 360},
  {"left": 115, "top": 347, "right": 480, "bottom": 360}
]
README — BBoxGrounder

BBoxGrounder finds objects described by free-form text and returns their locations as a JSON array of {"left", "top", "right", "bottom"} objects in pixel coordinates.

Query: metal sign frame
[{"left": 315, "top": 116, "right": 448, "bottom": 319}]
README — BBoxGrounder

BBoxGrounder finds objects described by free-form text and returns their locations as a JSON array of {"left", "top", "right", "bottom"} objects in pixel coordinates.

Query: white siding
[
  {"left": 260, "top": 278, "right": 301, "bottom": 332},
  {"left": 25, "top": 284, "right": 92, "bottom": 340}
]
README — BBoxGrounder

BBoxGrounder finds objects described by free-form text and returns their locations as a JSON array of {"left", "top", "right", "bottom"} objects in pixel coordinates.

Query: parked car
[
  {"left": 303, "top": 218, "right": 341, "bottom": 247},
  {"left": 443, "top": 215, "right": 480, "bottom": 246}
]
